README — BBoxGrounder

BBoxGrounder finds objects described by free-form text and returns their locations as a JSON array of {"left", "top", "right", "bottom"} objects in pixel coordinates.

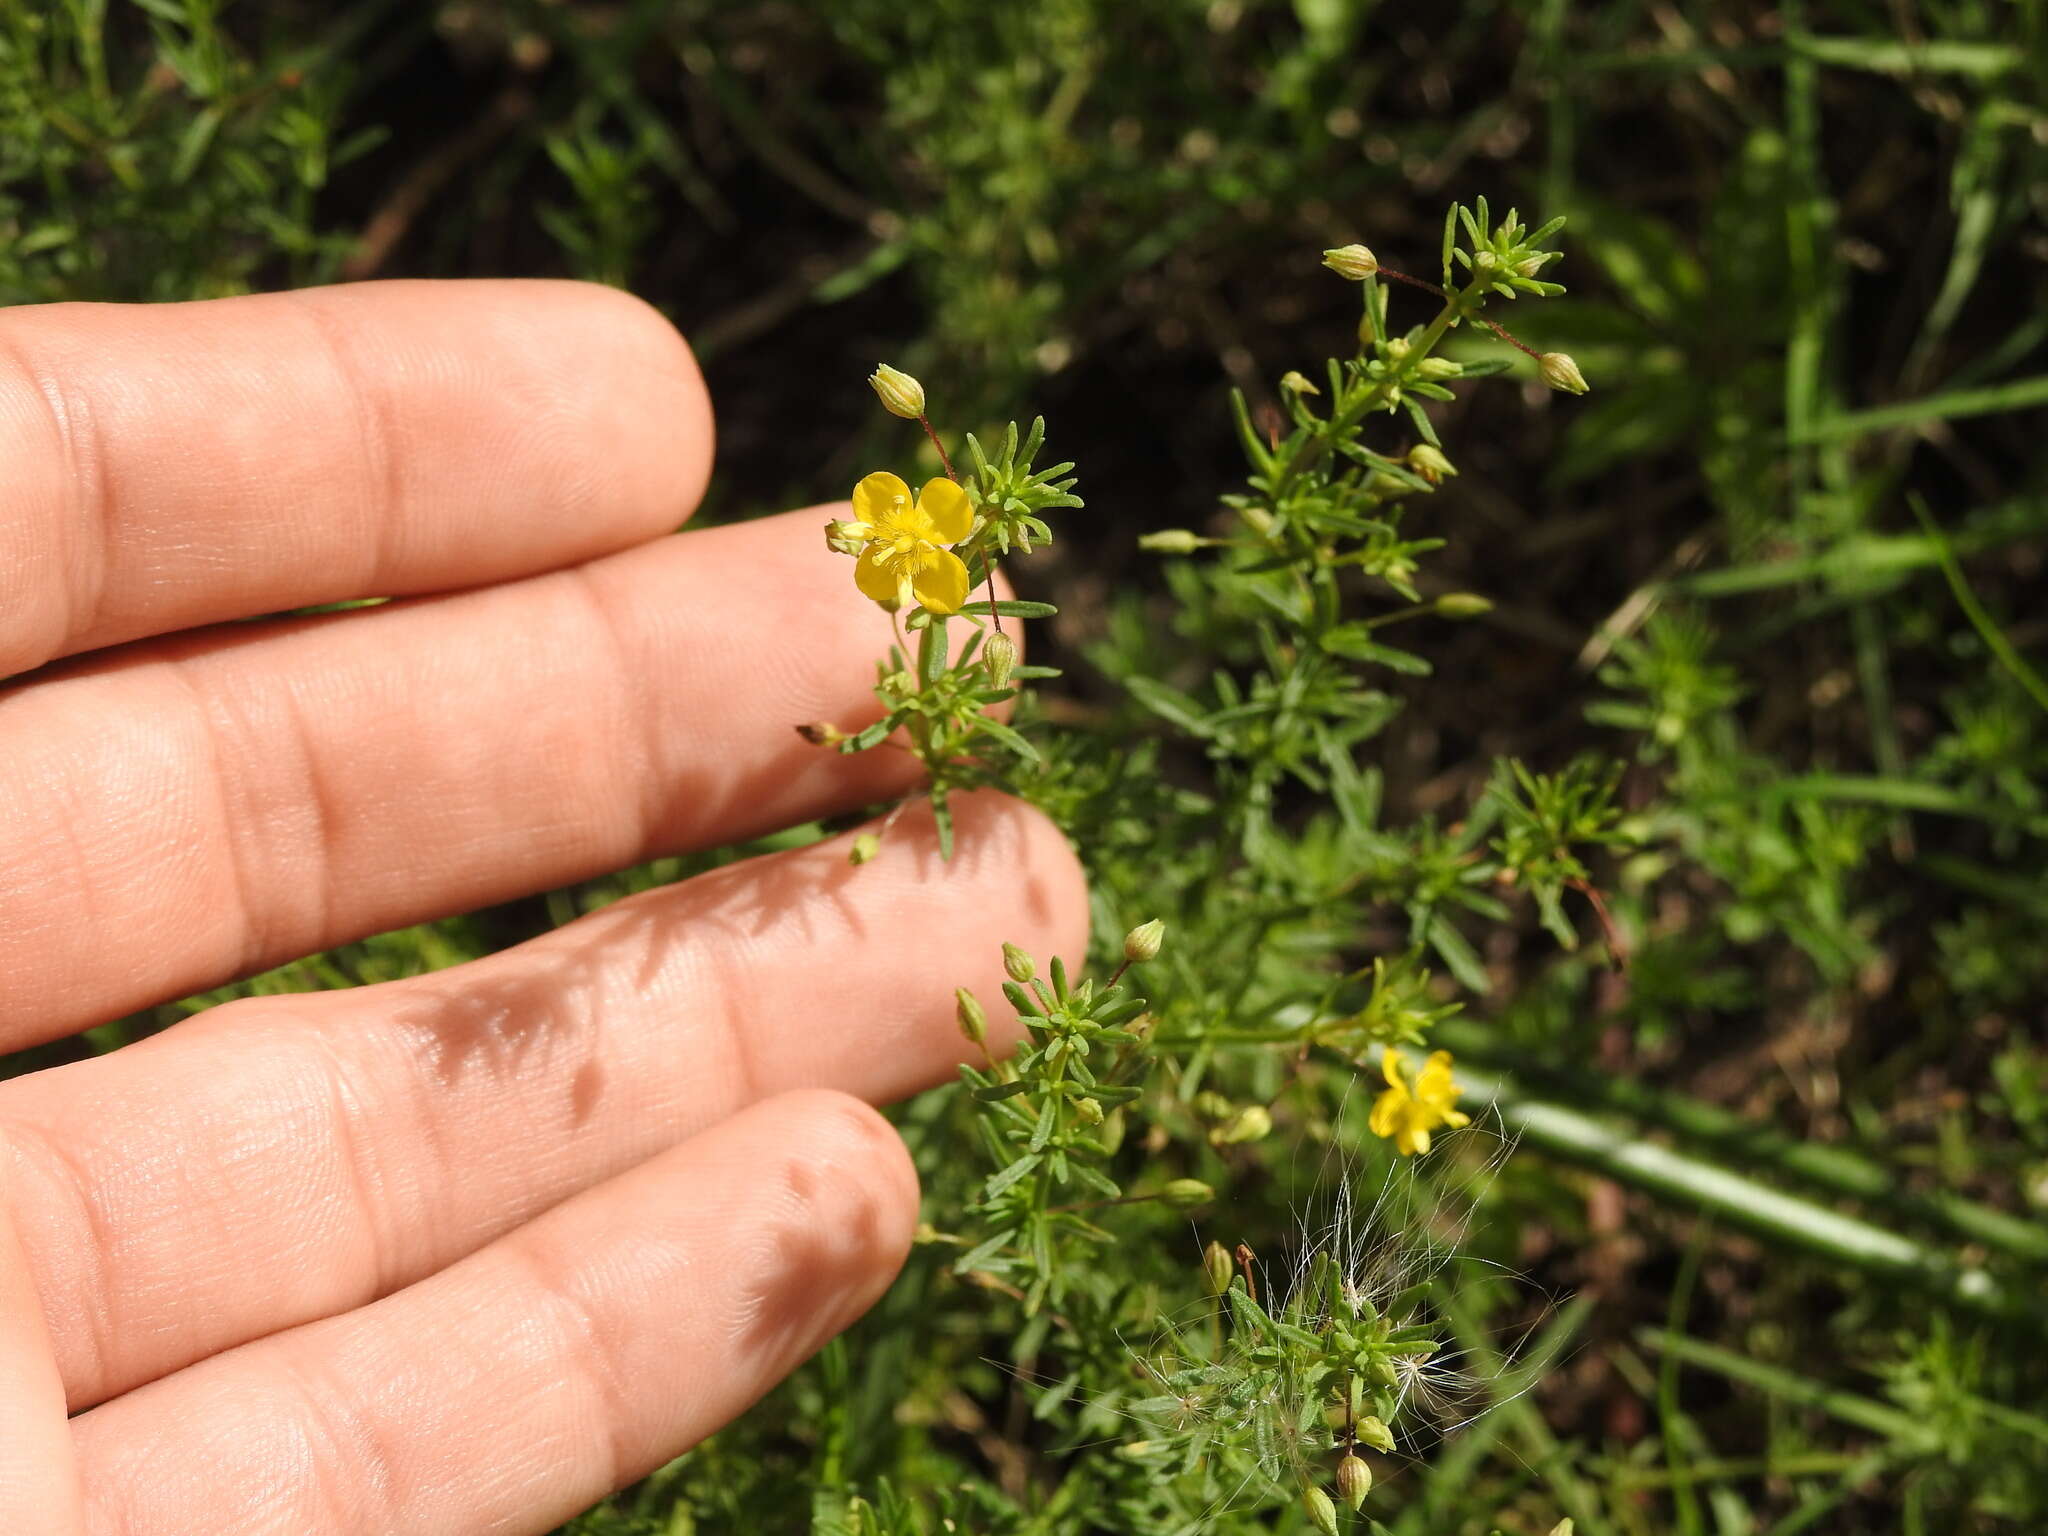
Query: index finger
[{"left": 0, "top": 279, "right": 711, "bottom": 679}]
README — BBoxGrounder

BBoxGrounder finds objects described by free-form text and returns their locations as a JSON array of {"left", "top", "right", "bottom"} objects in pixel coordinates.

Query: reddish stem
[
  {"left": 1377, "top": 265, "right": 1545, "bottom": 361},
  {"left": 1567, "top": 876, "right": 1630, "bottom": 972}
]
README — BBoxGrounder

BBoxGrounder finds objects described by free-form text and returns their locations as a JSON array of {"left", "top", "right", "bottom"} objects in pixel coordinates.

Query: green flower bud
[
  {"left": 982, "top": 630, "right": 1018, "bottom": 691},
  {"left": 849, "top": 832, "right": 881, "bottom": 866},
  {"left": 1303, "top": 1485, "right": 1341, "bottom": 1536},
  {"left": 1002, "top": 942, "right": 1036, "bottom": 983},
  {"left": 1322, "top": 243, "right": 1379, "bottom": 281},
  {"left": 868, "top": 363, "right": 926, "bottom": 419},
  {"left": 1159, "top": 1178, "right": 1215, "bottom": 1210},
  {"left": 1434, "top": 592, "right": 1493, "bottom": 618},
  {"left": 954, "top": 987, "right": 988, "bottom": 1046},
  {"left": 1356, "top": 1414, "right": 1395, "bottom": 1453},
  {"left": 1406, "top": 444, "right": 1456, "bottom": 483},
  {"left": 1547, "top": 1522, "right": 1575, "bottom": 1536},
  {"left": 1123, "top": 918, "right": 1166, "bottom": 963},
  {"left": 794, "top": 721, "right": 846, "bottom": 746},
  {"left": 824, "top": 518, "right": 869, "bottom": 557},
  {"left": 1538, "top": 351, "right": 1590, "bottom": 395},
  {"left": 1515, "top": 253, "right": 1550, "bottom": 277},
  {"left": 1194, "top": 1090, "right": 1235, "bottom": 1121},
  {"left": 1138, "top": 529, "right": 1208, "bottom": 554},
  {"left": 1097, "top": 1107, "right": 1127, "bottom": 1156},
  {"left": 1415, "top": 356, "right": 1463, "bottom": 380},
  {"left": 1211, "top": 1104, "right": 1273, "bottom": 1146},
  {"left": 1239, "top": 505, "right": 1276, "bottom": 535},
  {"left": 1279, "top": 370, "right": 1321, "bottom": 396},
  {"left": 1382, "top": 336, "right": 1411, "bottom": 363},
  {"left": 1203, "top": 1239, "right": 1235, "bottom": 1296},
  {"left": 1073, "top": 1095, "right": 1104, "bottom": 1125},
  {"left": 1336, "top": 1454, "right": 1372, "bottom": 1510}
]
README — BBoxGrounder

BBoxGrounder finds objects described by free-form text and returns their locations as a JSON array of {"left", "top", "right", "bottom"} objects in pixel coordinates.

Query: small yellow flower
[
  {"left": 1368, "top": 1046, "right": 1469, "bottom": 1156},
  {"left": 837, "top": 470, "right": 974, "bottom": 614}
]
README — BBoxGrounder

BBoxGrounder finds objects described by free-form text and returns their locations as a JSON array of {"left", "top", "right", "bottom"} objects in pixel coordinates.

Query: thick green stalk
[
  {"left": 1436, "top": 1019, "right": 2048, "bottom": 1267},
  {"left": 1449, "top": 1059, "right": 2029, "bottom": 1325}
]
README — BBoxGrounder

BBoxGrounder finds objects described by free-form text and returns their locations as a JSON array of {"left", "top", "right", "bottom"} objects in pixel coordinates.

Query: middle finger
[{"left": 2, "top": 789, "right": 1087, "bottom": 1410}]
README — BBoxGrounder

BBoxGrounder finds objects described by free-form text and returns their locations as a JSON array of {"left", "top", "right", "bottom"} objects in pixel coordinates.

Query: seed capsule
[
  {"left": 1538, "top": 351, "right": 1590, "bottom": 395},
  {"left": 1002, "top": 943, "right": 1035, "bottom": 983},
  {"left": 1303, "top": 1485, "right": 1341, "bottom": 1536},
  {"left": 1203, "top": 1240, "right": 1234, "bottom": 1295},
  {"left": 982, "top": 630, "right": 1018, "bottom": 690},
  {"left": 1336, "top": 1454, "right": 1372, "bottom": 1510},
  {"left": 1322, "top": 244, "right": 1380, "bottom": 281},
  {"left": 1211, "top": 1104, "right": 1273, "bottom": 1146},
  {"left": 868, "top": 363, "right": 927, "bottom": 419},
  {"left": 954, "top": 987, "right": 988, "bottom": 1046},
  {"left": 1123, "top": 918, "right": 1166, "bottom": 963}
]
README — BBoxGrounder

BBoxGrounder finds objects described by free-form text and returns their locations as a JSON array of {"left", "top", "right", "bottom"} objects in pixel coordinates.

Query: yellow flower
[
  {"left": 1368, "top": 1046, "right": 1469, "bottom": 1156},
  {"left": 836, "top": 471, "right": 974, "bottom": 614}
]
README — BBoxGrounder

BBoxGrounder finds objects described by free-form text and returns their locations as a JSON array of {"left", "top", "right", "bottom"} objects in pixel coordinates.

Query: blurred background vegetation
[{"left": 4, "top": 0, "right": 2047, "bottom": 1531}]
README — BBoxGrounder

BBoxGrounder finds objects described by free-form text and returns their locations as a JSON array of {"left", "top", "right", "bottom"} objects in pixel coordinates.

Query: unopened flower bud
[
  {"left": 1435, "top": 592, "right": 1493, "bottom": 618},
  {"left": 849, "top": 832, "right": 881, "bottom": 866},
  {"left": 824, "top": 519, "right": 869, "bottom": 557},
  {"left": 1322, "top": 243, "right": 1379, "bottom": 281},
  {"left": 1239, "top": 505, "right": 1275, "bottom": 535},
  {"left": 1002, "top": 942, "right": 1035, "bottom": 983},
  {"left": 1279, "top": 370, "right": 1321, "bottom": 396},
  {"left": 1138, "top": 528, "right": 1208, "bottom": 554},
  {"left": 1212, "top": 1104, "right": 1273, "bottom": 1145},
  {"left": 1123, "top": 918, "right": 1166, "bottom": 963},
  {"left": 1515, "top": 254, "right": 1549, "bottom": 277},
  {"left": 795, "top": 721, "right": 846, "bottom": 746},
  {"left": 1415, "top": 356, "right": 1463, "bottom": 380},
  {"left": 868, "top": 363, "right": 926, "bottom": 419},
  {"left": 1356, "top": 1414, "right": 1395, "bottom": 1453},
  {"left": 1336, "top": 1454, "right": 1372, "bottom": 1510},
  {"left": 1406, "top": 444, "right": 1456, "bottom": 483},
  {"left": 1382, "top": 336, "right": 1411, "bottom": 363},
  {"left": 982, "top": 630, "right": 1017, "bottom": 690},
  {"left": 1472, "top": 250, "right": 1501, "bottom": 275},
  {"left": 1116, "top": 1440, "right": 1155, "bottom": 1461},
  {"left": 954, "top": 987, "right": 988, "bottom": 1046},
  {"left": 1159, "top": 1178, "right": 1215, "bottom": 1210},
  {"left": 1098, "top": 1107, "right": 1126, "bottom": 1156},
  {"left": 1203, "top": 1239, "right": 1235, "bottom": 1295},
  {"left": 1194, "top": 1091, "right": 1234, "bottom": 1121},
  {"left": 1547, "top": 1521, "right": 1575, "bottom": 1536},
  {"left": 1073, "top": 1095, "right": 1104, "bottom": 1125},
  {"left": 1538, "top": 351, "right": 1590, "bottom": 394},
  {"left": 1303, "top": 1485, "right": 1341, "bottom": 1536}
]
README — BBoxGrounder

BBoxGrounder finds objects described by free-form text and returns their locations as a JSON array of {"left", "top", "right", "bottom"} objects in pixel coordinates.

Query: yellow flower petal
[
  {"left": 854, "top": 546, "right": 902, "bottom": 608},
  {"left": 1442, "top": 1108, "right": 1471, "bottom": 1131},
  {"left": 853, "top": 471, "right": 912, "bottom": 527},
  {"left": 1368, "top": 1087, "right": 1403, "bottom": 1139},
  {"left": 1403, "top": 1123, "right": 1432, "bottom": 1157},
  {"left": 917, "top": 477, "right": 973, "bottom": 543},
  {"left": 912, "top": 547, "right": 971, "bottom": 614},
  {"left": 1380, "top": 1047, "right": 1406, "bottom": 1091}
]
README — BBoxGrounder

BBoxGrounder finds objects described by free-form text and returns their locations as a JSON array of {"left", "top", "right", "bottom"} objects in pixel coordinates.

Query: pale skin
[{"left": 0, "top": 279, "right": 1090, "bottom": 1533}]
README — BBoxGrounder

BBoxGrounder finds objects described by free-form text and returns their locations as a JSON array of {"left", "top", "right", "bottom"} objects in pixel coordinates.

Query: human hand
[{"left": 0, "top": 280, "right": 1088, "bottom": 1533}]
